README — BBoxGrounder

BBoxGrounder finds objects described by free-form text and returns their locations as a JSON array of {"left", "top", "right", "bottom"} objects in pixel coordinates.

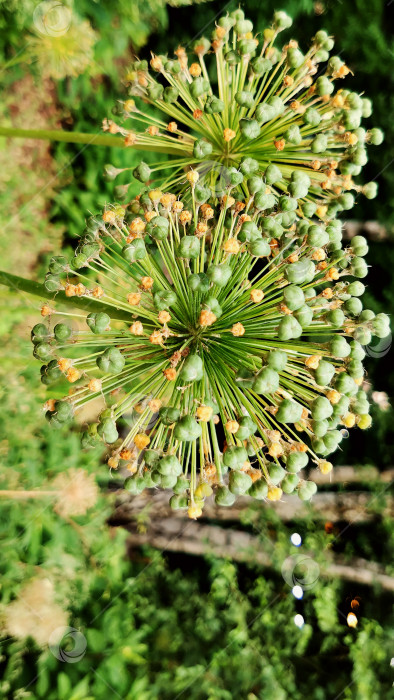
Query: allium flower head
[
  {"left": 106, "top": 8, "right": 382, "bottom": 209},
  {"left": 5, "top": 578, "right": 68, "bottom": 647},
  {"left": 32, "top": 174, "right": 390, "bottom": 516}
]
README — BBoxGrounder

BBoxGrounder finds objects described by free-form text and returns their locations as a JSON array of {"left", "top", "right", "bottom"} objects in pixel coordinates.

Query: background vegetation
[{"left": 0, "top": 1, "right": 392, "bottom": 697}]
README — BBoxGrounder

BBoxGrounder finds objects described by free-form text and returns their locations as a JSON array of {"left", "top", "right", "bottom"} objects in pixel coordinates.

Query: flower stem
[{"left": 0, "top": 126, "right": 131, "bottom": 149}]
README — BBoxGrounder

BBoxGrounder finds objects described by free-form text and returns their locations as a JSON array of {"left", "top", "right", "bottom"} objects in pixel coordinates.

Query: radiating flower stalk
[{"left": 30, "top": 9, "right": 389, "bottom": 518}]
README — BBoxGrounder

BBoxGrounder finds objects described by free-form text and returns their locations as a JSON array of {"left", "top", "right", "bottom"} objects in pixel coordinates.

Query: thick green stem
[
  {"left": 0, "top": 126, "right": 129, "bottom": 149},
  {"left": 0, "top": 271, "right": 133, "bottom": 322}
]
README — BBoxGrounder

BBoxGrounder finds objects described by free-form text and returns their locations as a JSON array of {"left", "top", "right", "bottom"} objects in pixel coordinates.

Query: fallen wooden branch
[
  {"left": 112, "top": 487, "right": 393, "bottom": 525},
  {"left": 124, "top": 519, "right": 394, "bottom": 591},
  {"left": 342, "top": 220, "right": 391, "bottom": 241}
]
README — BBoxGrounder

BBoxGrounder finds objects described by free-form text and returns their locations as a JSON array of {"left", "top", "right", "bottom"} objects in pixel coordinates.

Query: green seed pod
[
  {"left": 96, "top": 347, "right": 125, "bottom": 374},
  {"left": 235, "top": 366, "right": 255, "bottom": 389},
  {"left": 276, "top": 399, "right": 303, "bottom": 424},
  {"left": 279, "top": 196, "right": 298, "bottom": 212},
  {"left": 224, "top": 49, "right": 240, "bottom": 65},
  {"left": 161, "top": 473, "right": 178, "bottom": 489},
  {"left": 154, "top": 289, "right": 177, "bottom": 310},
  {"left": 97, "top": 417, "right": 118, "bottom": 444},
  {"left": 334, "top": 372, "right": 358, "bottom": 396},
  {"left": 240, "top": 119, "right": 260, "bottom": 140},
  {"left": 235, "top": 416, "right": 256, "bottom": 441},
  {"left": 187, "top": 272, "right": 210, "bottom": 293},
  {"left": 361, "top": 98, "right": 372, "bottom": 117},
  {"left": 159, "top": 406, "right": 181, "bottom": 425},
  {"left": 204, "top": 296, "right": 223, "bottom": 318},
  {"left": 133, "top": 161, "right": 151, "bottom": 183},
  {"left": 283, "top": 285, "right": 305, "bottom": 311},
  {"left": 229, "top": 470, "right": 253, "bottom": 495},
  {"left": 31, "top": 323, "right": 49, "bottom": 344},
  {"left": 235, "top": 90, "right": 254, "bottom": 108},
  {"left": 351, "top": 257, "right": 368, "bottom": 278},
  {"left": 250, "top": 57, "right": 272, "bottom": 75},
  {"left": 122, "top": 239, "right": 146, "bottom": 262},
  {"left": 70, "top": 254, "right": 88, "bottom": 271},
  {"left": 287, "top": 47, "right": 304, "bottom": 68},
  {"left": 315, "top": 49, "right": 329, "bottom": 63},
  {"left": 264, "top": 164, "right": 283, "bottom": 184},
  {"left": 349, "top": 340, "right": 366, "bottom": 360},
  {"left": 353, "top": 327, "right": 372, "bottom": 345},
  {"left": 368, "top": 128, "right": 384, "bottom": 146},
  {"left": 238, "top": 39, "right": 258, "bottom": 56},
  {"left": 248, "top": 480, "right": 268, "bottom": 499},
  {"left": 359, "top": 309, "right": 375, "bottom": 322},
  {"left": 288, "top": 179, "right": 308, "bottom": 199},
  {"left": 169, "top": 494, "right": 188, "bottom": 510},
  {"left": 239, "top": 221, "right": 261, "bottom": 242},
  {"left": 298, "top": 481, "right": 317, "bottom": 501},
  {"left": 347, "top": 281, "right": 365, "bottom": 297},
  {"left": 261, "top": 218, "right": 283, "bottom": 238},
  {"left": 274, "top": 10, "right": 292, "bottom": 29},
  {"left": 303, "top": 108, "right": 321, "bottom": 127},
  {"left": 333, "top": 395, "right": 350, "bottom": 416},
  {"left": 158, "top": 455, "right": 183, "bottom": 476},
  {"left": 327, "top": 309, "right": 345, "bottom": 328},
  {"left": 87, "top": 312, "right": 110, "bottom": 334},
  {"left": 207, "top": 264, "right": 232, "bottom": 287},
  {"left": 147, "top": 84, "right": 164, "bottom": 100},
  {"left": 315, "top": 76, "right": 334, "bottom": 96},
  {"left": 255, "top": 103, "right": 276, "bottom": 124},
  {"left": 311, "top": 396, "right": 333, "bottom": 421},
  {"left": 179, "top": 354, "right": 203, "bottom": 382},
  {"left": 285, "top": 260, "right": 315, "bottom": 284},
  {"left": 215, "top": 486, "right": 236, "bottom": 506},
  {"left": 351, "top": 235, "right": 369, "bottom": 257},
  {"left": 163, "top": 86, "right": 179, "bottom": 103},
  {"left": 330, "top": 336, "right": 351, "bottom": 357},
  {"left": 343, "top": 109, "right": 362, "bottom": 130},
  {"left": 247, "top": 176, "right": 265, "bottom": 195},
  {"left": 315, "top": 360, "right": 336, "bottom": 386},
  {"left": 311, "top": 134, "right": 328, "bottom": 154},
  {"left": 150, "top": 470, "right": 162, "bottom": 486},
  {"left": 81, "top": 424, "right": 99, "bottom": 449},
  {"left": 323, "top": 430, "right": 342, "bottom": 453},
  {"left": 372, "top": 313, "right": 391, "bottom": 338},
  {"left": 344, "top": 297, "right": 363, "bottom": 316},
  {"left": 194, "top": 184, "right": 211, "bottom": 203},
  {"left": 312, "top": 419, "right": 329, "bottom": 437},
  {"left": 174, "top": 415, "right": 202, "bottom": 442},
  {"left": 307, "top": 224, "right": 329, "bottom": 248},
  {"left": 124, "top": 476, "right": 145, "bottom": 495},
  {"left": 282, "top": 473, "right": 300, "bottom": 494},
  {"left": 347, "top": 359, "right": 364, "bottom": 379},
  {"left": 253, "top": 367, "right": 279, "bottom": 394},
  {"left": 33, "top": 342, "right": 52, "bottom": 361},
  {"left": 286, "top": 451, "right": 308, "bottom": 473},
  {"left": 54, "top": 323, "right": 72, "bottom": 342},
  {"left": 363, "top": 182, "right": 378, "bottom": 200},
  {"left": 294, "top": 305, "right": 314, "bottom": 328},
  {"left": 250, "top": 239, "right": 271, "bottom": 257},
  {"left": 269, "top": 463, "right": 286, "bottom": 485},
  {"left": 173, "top": 475, "right": 190, "bottom": 494},
  {"left": 239, "top": 157, "right": 259, "bottom": 176},
  {"left": 205, "top": 95, "right": 225, "bottom": 114},
  {"left": 236, "top": 18, "right": 253, "bottom": 33},
  {"left": 190, "top": 77, "right": 209, "bottom": 99},
  {"left": 146, "top": 215, "right": 169, "bottom": 240},
  {"left": 144, "top": 449, "right": 160, "bottom": 467},
  {"left": 268, "top": 350, "right": 287, "bottom": 372},
  {"left": 49, "top": 255, "right": 68, "bottom": 274},
  {"left": 178, "top": 236, "right": 200, "bottom": 259},
  {"left": 44, "top": 274, "right": 62, "bottom": 292},
  {"left": 278, "top": 315, "right": 303, "bottom": 340},
  {"left": 254, "top": 193, "right": 276, "bottom": 210},
  {"left": 223, "top": 445, "right": 248, "bottom": 470},
  {"left": 227, "top": 167, "right": 244, "bottom": 187},
  {"left": 302, "top": 202, "right": 317, "bottom": 218}
]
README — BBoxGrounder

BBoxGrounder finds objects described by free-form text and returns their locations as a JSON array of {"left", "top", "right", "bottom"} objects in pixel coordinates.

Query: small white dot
[
  {"left": 390, "top": 658, "right": 394, "bottom": 667},
  {"left": 291, "top": 533, "right": 302, "bottom": 547},
  {"left": 292, "top": 585, "right": 303, "bottom": 599},
  {"left": 294, "top": 614, "right": 304, "bottom": 628}
]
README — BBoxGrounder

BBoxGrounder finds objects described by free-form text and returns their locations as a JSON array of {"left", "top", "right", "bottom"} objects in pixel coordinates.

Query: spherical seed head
[
  {"left": 358, "top": 414, "right": 372, "bottom": 430},
  {"left": 134, "top": 434, "right": 150, "bottom": 450},
  {"left": 225, "top": 420, "right": 239, "bottom": 434},
  {"left": 267, "top": 487, "right": 283, "bottom": 501},
  {"left": 250, "top": 289, "right": 264, "bottom": 303},
  {"left": 158, "top": 310, "right": 171, "bottom": 324},
  {"left": 148, "top": 189, "right": 162, "bottom": 202},
  {"left": 196, "top": 405, "right": 213, "bottom": 421},
  {"left": 223, "top": 128, "right": 236, "bottom": 142},
  {"left": 140, "top": 276, "right": 154, "bottom": 290},
  {"left": 200, "top": 204, "right": 214, "bottom": 220},
  {"left": 231, "top": 323, "right": 245, "bottom": 337},
  {"left": 172, "top": 200, "right": 184, "bottom": 214},
  {"left": 127, "top": 292, "right": 141, "bottom": 306},
  {"left": 187, "top": 169, "right": 200, "bottom": 185},
  {"left": 164, "top": 368, "right": 176, "bottom": 381},
  {"left": 150, "top": 330, "right": 164, "bottom": 345},
  {"left": 148, "top": 398, "right": 162, "bottom": 412},
  {"left": 268, "top": 442, "right": 284, "bottom": 458},
  {"left": 160, "top": 193, "right": 176, "bottom": 208},
  {"left": 223, "top": 238, "right": 241, "bottom": 254},
  {"left": 130, "top": 321, "right": 144, "bottom": 335},
  {"left": 200, "top": 309, "right": 217, "bottom": 327},
  {"left": 319, "top": 460, "right": 333, "bottom": 474},
  {"left": 196, "top": 222, "right": 208, "bottom": 235}
]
